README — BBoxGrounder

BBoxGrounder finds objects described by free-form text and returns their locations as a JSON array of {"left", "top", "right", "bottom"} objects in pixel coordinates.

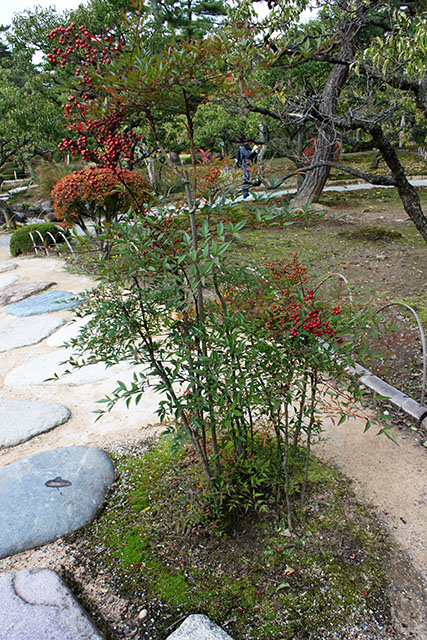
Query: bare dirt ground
[{"left": 0, "top": 193, "right": 426, "bottom": 637}]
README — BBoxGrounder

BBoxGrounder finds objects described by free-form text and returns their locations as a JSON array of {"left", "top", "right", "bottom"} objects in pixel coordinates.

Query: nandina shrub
[{"left": 51, "top": 167, "right": 151, "bottom": 233}]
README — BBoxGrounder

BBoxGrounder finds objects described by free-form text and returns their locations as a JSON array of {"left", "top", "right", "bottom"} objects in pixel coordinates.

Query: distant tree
[{"left": 234, "top": 0, "right": 427, "bottom": 242}]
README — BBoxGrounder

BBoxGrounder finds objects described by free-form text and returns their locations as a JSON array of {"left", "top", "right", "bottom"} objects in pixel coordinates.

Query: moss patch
[
  {"left": 338, "top": 227, "right": 403, "bottom": 242},
  {"left": 67, "top": 437, "right": 397, "bottom": 639}
]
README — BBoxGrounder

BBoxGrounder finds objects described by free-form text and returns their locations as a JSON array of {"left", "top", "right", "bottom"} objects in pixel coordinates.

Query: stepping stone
[
  {"left": 0, "top": 315, "right": 65, "bottom": 353},
  {"left": 0, "top": 281, "right": 55, "bottom": 306},
  {"left": 0, "top": 446, "right": 115, "bottom": 559},
  {"left": 0, "top": 273, "right": 19, "bottom": 289},
  {"left": 46, "top": 316, "right": 92, "bottom": 347},
  {"left": 5, "top": 348, "right": 131, "bottom": 386},
  {"left": 6, "top": 290, "right": 85, "bottom": 317},
  {"left": 166, "top": 615, "right": 233, "bottom": 640},
  {"left": 0, "top": 568, "right": 104, "bottom": 640},
  {"left": 0, "top": 262, "right": 18, "bottom": 273},
  {"left": 0, "top": 398, "right": 71, "bottom": 449}
]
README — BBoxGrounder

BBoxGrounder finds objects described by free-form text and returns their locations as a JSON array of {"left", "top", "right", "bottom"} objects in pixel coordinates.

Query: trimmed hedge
[{"left": 10, "top": 223, "right": 66, "bottom": 257}]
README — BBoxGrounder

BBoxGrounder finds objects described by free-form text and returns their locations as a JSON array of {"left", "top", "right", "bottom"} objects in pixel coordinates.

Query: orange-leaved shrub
[{"left": 51, "top": 167, "right": 151, "bottom": 231}]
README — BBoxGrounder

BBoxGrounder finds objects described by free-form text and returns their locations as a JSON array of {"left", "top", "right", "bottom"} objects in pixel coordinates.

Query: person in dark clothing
[{"left": 236, "top": 139, "right": 259, "bottom": 198}]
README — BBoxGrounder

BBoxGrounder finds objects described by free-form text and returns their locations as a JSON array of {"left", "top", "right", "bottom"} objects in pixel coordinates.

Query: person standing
[{"left": 236, "top": 138, "right": 259, "bottom": 198}]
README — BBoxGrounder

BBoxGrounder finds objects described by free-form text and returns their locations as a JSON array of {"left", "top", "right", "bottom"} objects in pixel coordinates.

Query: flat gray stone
[
  {"left": 0, "top": 281, "right": 55, "bottom": 306},
  {"left": 5, "top": 348, "right": 131, "bottom": 386},
  {"left": 0, "top": 446, "right": 115, "bottom": 559},
  {"left": 0, "top": 315, "right": 65, "bottom": 352},
  {"left": 0, "top": 398, "right": 71, "bottom": 449},
  {"left": 0, "top": 273, "right": 19, "bottom": 289},
  {"left": 46, "top": 316, "right": 92, "bottom": 347},
  {"left": 0, "top": 262, "right": 18, "bottom": 273},
  {"left": 166, "top": 615, "right": 233, "bottom": 640},
  {"left": 0, "top": 568, "right": 104, "bottom": 640},
  {"left": 6, "top": 290, "right": 85, "bottom": 317}
]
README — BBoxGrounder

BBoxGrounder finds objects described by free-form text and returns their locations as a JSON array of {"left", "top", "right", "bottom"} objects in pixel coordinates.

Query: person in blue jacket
[{"left": 236, "top": 138, "right": 259, "bottom": 198}]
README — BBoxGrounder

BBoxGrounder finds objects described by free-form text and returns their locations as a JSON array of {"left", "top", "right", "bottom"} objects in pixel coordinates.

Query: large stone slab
[
  {"left": 0, "top": 262, "right": 18, "bottom": 273},
  {"left": 0, "top": 446, "right": 115, "bottom": 559},
  {"left": 0, "top": 272, "right": 19, "bottom": 289},
  {"left": 0, "top": 398, "right": 71, "bottom": 449},
  {"left": 0, "top": 315, "right": 65, "bottom": 353},
  {"left": 46, "top": 316, "right": 92, "bottom": 347},
  {"left": 0, "top": 280, "right": 55, "bottom": 306},
  {"left": 5, "top": 348, "right": 131, "bottom": 386},
  {"left": 6, "top": 290, "right": 85, "bottom": 317},
  {"left": 166, "top": 615, "right": 233, "bottom": 640},
  {"left": 0, "top": 568, "right": 104, "bottom": 640}
]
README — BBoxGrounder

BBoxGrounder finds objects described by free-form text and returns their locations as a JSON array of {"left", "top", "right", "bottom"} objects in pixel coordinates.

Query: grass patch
[{"left": 69, "top": 436, "right": 395, "bottom": 639}]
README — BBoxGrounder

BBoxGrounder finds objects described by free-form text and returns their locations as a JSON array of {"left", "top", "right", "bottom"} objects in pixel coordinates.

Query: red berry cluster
[{"left": 47, "top": 23, "right": 133, "bottom": 168}]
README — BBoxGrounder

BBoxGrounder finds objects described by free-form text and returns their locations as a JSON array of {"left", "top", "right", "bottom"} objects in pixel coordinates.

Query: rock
[
  {"left": 0, "top": 272, "right": 19, "bottom": 289},
  {"left": 44, "top": 212, "right": 57, "bottom": 222},
  {"left": 4, "top": 347, "right": 131, "bottom": 386},
  {"left": 0, "top": 397, "right": 71, "bottom": 449},
  {"left": 0, "top": 262, "right": 18, "bottom": 273},
  {"left": 8, "top": 209, "right": 26, "bottom": 224},
  {"left": 0, "top": 568, "right": 105, "bottom": 640},
  {"left": 138, "top": 609, "right": 148, "bottom": 620},
  {"left": 0, "top": 314, "right": 65, "bottom": 352},
  {"left": 46, "top": 316, "right": 92, "bottom": 347},
  {"left": 0, "top": 281, "right": 55, "bottom": 306},
  {"left": 40, "top": 199, "right": 53, "bottom": 213},
  {"left": 6, "top": 290, "right": 85, "bottom": 317},
  {"left": 166, "top": 615, "right": 233, "bottom": 640},
  {"left": 0, "top": 446, "right": 115, "bottom": 559}
]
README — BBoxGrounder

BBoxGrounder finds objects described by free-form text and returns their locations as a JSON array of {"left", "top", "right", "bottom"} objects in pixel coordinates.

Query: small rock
[
  {"left": 166, "top": 614, "right": 233, "bottom": 639},
  {"left": 138, "top": 608, "right": 148, "bottom": 620}
]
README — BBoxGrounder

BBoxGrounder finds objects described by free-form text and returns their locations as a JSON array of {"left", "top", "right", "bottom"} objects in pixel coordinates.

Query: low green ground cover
[{"left": 70, "top": 437, "right": 395, "bottom": 639}]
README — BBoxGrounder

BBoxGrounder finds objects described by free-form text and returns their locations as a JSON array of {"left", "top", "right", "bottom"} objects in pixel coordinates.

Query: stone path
[
  {"left": 0, "top": 281, "right": 55, "bottom": 306},
  {"left": 0, "top": 272, "right": 19, "bottom": 289},
  {"left": 0, "top": 398, "right": 70, "bottom": 449},
  {"left": 0, "top": 446, "right": 115, "bottom": 559},
  {"left": 6, "top": 290, "right": 84, "bottom": 317},
  {"left": 0, "top": 315, "right": 65, "bottom": 353},
  {"left": 0, "top": 568, "right": 104, "bottom": 640}
]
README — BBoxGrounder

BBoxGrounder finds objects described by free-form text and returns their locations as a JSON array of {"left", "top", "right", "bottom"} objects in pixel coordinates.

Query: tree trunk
[
  {"left": 370, "top": 124, "right": 427, "bottom": 243},
  {"left": 292, "top": 1, "right": 362, "bottom": 208}
]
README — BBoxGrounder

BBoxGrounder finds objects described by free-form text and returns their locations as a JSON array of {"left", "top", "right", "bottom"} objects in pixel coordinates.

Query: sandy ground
[{"left": 0, "top": 240, "right": 426, "bottom": 634}]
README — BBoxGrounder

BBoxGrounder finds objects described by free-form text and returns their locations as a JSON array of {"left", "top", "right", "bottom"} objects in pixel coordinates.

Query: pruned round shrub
[
  {"left": 51, "top": 167, "right": 151, "bottom": 231},
  {"left": 9, "top": 223, "right": 66, "bottom": 257}
]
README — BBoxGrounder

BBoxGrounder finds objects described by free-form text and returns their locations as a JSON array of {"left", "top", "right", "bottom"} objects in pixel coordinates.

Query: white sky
[
  {"left": 2, "top": 0, "right": 317, "bottom": 29},
  {"left": 1, "top": 1, "right": 88, "bottom": 27}
]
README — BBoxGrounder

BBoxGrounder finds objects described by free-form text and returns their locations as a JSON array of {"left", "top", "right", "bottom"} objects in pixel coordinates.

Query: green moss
[
  {"left": 71, "top": 438, "right": 398, "bottom": 639},
  {"left": 338, "top": 227, "right": 403, "bottom": 242},
  {"left": 156, "top": 572, "right": 192, "bottom": 606}
]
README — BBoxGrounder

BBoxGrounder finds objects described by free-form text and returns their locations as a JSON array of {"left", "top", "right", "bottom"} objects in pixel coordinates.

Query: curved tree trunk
[
  {"left": 370, "top": 124, "right": 427, "bottom": 243},
  {"left": 292, "top": 1, "right": 363, "bottom": 208}
]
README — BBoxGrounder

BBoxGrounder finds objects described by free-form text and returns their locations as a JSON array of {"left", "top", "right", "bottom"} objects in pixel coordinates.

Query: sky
[
  {"left": 2, "top": 0, "right": 317, "bottom": 29},
  {"left": 1, "top": 0, "right": 88, "bottom": 27}
]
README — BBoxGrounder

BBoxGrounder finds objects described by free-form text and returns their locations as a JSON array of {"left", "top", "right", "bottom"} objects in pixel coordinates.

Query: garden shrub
[
  {"left": 9, "top": 222, "right": 66, "bottom": 256},
  {"left": 51, "top": 167, "right": 152, "bottom": 233}
]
